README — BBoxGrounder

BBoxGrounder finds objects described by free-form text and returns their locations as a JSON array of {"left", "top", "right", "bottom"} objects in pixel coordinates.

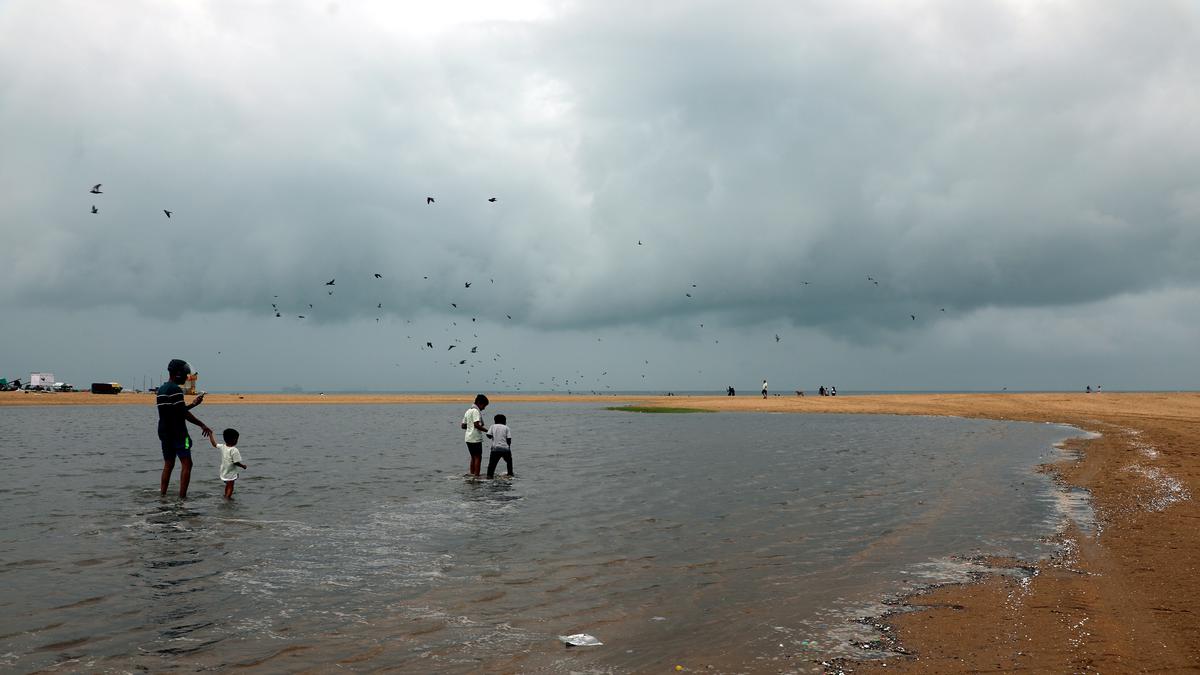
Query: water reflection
[{"left": 0, "top": 404, "right": 1083, "bottom": 672}]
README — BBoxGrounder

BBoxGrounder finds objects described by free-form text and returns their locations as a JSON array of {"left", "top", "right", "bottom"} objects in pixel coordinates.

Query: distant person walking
[
  {"left": 762, "top": 379, "right": 768, "bottom": 399},
  {"left": 461, "top": 394, "right": 489, "bottom": 477},
  {"left": 156, "top": 359, "right": 211, "bottom": 499}
]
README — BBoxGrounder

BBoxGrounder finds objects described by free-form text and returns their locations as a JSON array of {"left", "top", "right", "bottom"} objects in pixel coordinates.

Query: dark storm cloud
[{"left": 2, "top": 0, "right": 1198, "bottom": 341}]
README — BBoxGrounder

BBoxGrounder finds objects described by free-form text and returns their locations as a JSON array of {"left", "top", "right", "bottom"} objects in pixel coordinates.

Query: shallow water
[{"left": 0, "top": 404, "right": 1082, "bottom": 672}]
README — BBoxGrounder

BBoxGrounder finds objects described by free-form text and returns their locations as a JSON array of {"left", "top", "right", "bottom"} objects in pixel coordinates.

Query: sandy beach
[{"left": 4, "top": 390, "right": 1198, "bottom": 672}]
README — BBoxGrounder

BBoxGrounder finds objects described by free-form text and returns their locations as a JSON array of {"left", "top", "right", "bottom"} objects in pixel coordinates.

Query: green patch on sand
[{"left": 606, "top": 405, "right": 715, "bottom": 414}]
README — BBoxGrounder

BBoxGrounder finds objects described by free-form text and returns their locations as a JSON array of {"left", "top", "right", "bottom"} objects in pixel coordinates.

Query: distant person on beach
[
  {"left": 762, "top": 380, "right": 768, "bottom": 399},
  {"left": 461, "top": 394, "right": 489, "bottom": 476},
  {"left": 818, "top": 386, "right": 826, "bottom": 396},
  {"left": 206, "top": 428, "right": 247, "bottom": 499},
  {"left": 1086, "top": 385, "right": 1092, "bottom": 394},
  {"left": 831, "top": 386, "right": 837, "bottom": 397},
  {"left": 485, "top": 413, "right": 514, "bottom": 479},
  {"left": 156, "top": 359, "right": 211, "bottom": 499}
]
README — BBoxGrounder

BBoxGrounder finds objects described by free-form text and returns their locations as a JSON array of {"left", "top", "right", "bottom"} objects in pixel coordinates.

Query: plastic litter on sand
[{"left": 559, "top": 633, "right": 603, "bottom": 647}]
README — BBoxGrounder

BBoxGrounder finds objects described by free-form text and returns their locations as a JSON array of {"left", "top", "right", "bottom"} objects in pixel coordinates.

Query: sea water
[{"left": 0, "top": 403, "right": 1084, "bottom": 672}]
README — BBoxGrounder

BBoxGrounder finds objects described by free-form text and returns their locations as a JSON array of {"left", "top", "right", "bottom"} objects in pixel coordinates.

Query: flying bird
[
  {"left": 450, "top": 303, "right": 457, "bottom": 308},
  {"left": 377, "top": 303, "right": 382, "bottom": 309},
  {"left": 940, "top": 308, "right": 946, "bottom": 312},
  {"left": 374, "top": 273, "right": 382, "bottom": 279},
  {"left": 275, "top": 312, "right": 281, "bottom": 318},
  {"left": 465, "top": 282, "right": 471, "bottom": 288},
  {"left": 911, "top": 314, "right": 917, "bottom": 321},
  {"left": 775, "top": 334, "right": 781, "bottom": 342},
  {"left": 637, "top": 240, "right": 643, "bottom": 246},
  {"left": 426, "top": 342, "right": 433, "bottom": 349},
  {"left": 686, "top": 293, "right": 692, "bottom": 298},
  {"left": 325, "top": 279, "right": 335, "bottom": 286},
  {"left": 298, "top": 315, "right": 306, "bottom": 319},
  {"left": 90, "top": 184, "right": 102, "bottom": 194},
  {"left": 90, "top": 205, "right": 98, "bottom": 214},
  {"left": 459, "top": 359, "right": 467, "bottom": 365},
  {"left": 426, "top": 197, "right": 435, "bottom": 204},
  {"left": 163, "top": 210, "right": 172, "bottom": 218},
  {"left": 506, "top": 314, "right": 511, "bottom": 320},
  {"left": 448, "top": 345, "right": 456, "bottom": 350},
  {"left": 487, "top": 197, "right": 497, "bottom": 202},
  {"left": 470, "top": 346, "right": 477, "bottom": 353}
]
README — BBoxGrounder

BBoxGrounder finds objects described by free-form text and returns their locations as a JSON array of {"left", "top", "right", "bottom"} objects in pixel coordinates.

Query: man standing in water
[
  {"left": 461, "top": 394, "right": 489, "bottom": 477},
  {"left": 157, "top": 359, "right": 211, "bottom": 498}
]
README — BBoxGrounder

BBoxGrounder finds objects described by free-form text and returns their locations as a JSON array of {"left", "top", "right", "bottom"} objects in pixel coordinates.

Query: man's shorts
[
  {"left": 161, "top": 435, "right": 192, "bottom": 462},
  {"left": 466, "top": 442, "right": 483, "bottom": 457}
]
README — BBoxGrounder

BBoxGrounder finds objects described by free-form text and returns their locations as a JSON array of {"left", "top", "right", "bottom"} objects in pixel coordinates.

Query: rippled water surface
[{"left": 0, "top": 403, "right": 1082, "bottom": 672}]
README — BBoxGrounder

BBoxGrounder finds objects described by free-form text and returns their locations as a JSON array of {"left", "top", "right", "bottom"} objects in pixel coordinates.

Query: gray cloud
[{"left": 2, "top": 1, "right": 1198, "bottom": 389}]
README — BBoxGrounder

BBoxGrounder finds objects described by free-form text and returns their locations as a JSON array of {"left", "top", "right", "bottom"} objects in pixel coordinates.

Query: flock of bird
[{"left": 87, "top": 183, "right": 945, "bottom": 392}]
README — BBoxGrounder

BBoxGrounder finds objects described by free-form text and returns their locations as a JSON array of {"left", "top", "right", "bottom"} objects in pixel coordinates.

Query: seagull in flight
[
  {"left": 465, "top": 282, "right": 471, "bottom": 288},
  {"left": 90, "top": 205, "right": 98, "bottom": 214},
  {"left": 450, "top": 303, "right": 457, "bottom": 308},
  {"left": 426, "top": 342, "right": 433, "bottom": 349},
  {"left": 426, "top": 197, "right": 435, "bottom": 205},
  {"left": 447, "top": 345, "right": 456, "bottom": 350},
  {"left": 488, "top": 197, "right": 497, "bottom": 202},
  {"left": 910, "top": 314, "right": 917, "bottom": 321},
  {"left": 775, "top": 334, "right": 781, "bottom": 342},
  {"left": 325, "top": 279, "right": 335, "bottom": 286},
  {"left": 374, "top": 273, "right": 382, "bottom": 279},
  {"left": 163, "top": 210, "right": 172, "bottom": 218},
  {"left": 90, "top": 184, "right": 102, "bottom": 194},
  {"left": 377, "top": 303, "right": 382, "bottom": 309},
  {"left": 506, "top": 314, "right": 512, "bottom": 320}
]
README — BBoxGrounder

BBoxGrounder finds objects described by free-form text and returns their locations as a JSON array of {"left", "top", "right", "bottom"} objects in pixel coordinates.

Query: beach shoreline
[{"left": 4, "top": 390, "right": 1197, "bottom": 671}]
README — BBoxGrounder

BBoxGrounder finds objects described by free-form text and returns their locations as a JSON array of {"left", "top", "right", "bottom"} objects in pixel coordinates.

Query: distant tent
[{"left": 91, "top": 382, "right": 123, "bottom": 395}]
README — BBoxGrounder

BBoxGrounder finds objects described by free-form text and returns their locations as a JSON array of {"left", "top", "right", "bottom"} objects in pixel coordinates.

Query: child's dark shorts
[{"left": 466, "top": 442, "right": 483, "bottom": 457}]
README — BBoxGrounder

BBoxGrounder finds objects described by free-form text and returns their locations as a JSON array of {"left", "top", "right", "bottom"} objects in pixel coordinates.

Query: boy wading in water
[
  {"left": 156, "top": 359, "right": 211, "bottom": 499},
  {"left": 207, "top": 428, "right": 247, "bottom": 499},
  {"left": 485, "top": 413, "right": 514, "bottom": 479},
  {"left": 461, "top": 394, "right": 489, "bottom": 476}
]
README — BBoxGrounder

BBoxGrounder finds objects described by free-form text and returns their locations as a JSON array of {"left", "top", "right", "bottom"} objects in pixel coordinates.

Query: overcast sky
[{"left": 2, "top": 0, "right": 1198, "bottom": 392}]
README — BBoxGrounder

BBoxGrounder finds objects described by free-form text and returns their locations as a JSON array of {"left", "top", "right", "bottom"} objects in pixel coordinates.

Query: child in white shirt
[
  {"left": 485, "top": 414, "right": 514, "bottom": 479},
  {"left": 207, "top": 428, "right": 248, "bottom": 499}
]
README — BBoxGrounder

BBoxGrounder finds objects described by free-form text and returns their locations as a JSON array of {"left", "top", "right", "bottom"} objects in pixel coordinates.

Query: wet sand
[{"left": 5, "top": 390, "right": 1198, "bottom": 671}]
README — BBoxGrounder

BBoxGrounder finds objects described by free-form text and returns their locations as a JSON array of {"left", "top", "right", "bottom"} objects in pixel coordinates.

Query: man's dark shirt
[{"left": 156, "top": 381, "right": 188, "bottom": 441}]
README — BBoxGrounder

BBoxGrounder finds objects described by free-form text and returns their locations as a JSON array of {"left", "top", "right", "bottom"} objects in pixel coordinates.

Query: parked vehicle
[{"left": 90, "top": 382, "right": 123, "bottom": 395}]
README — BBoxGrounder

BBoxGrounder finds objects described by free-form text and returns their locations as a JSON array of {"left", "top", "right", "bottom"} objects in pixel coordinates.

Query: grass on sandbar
[{"left": 606, "top": 405, "right": 715, "bottom": 414}]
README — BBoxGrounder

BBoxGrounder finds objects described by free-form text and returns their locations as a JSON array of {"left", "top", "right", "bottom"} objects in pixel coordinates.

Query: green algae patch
[{"left": 609, "top": 403, "right": 710, "bottom": 410}]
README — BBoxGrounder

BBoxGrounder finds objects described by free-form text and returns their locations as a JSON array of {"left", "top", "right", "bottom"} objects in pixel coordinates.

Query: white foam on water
[
  {"left": 1120, "top": 428, "right": 1159, "bottom": 459},
  {"left": 1124, "top": 464, "right": 1191, "bottom": 512}
]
